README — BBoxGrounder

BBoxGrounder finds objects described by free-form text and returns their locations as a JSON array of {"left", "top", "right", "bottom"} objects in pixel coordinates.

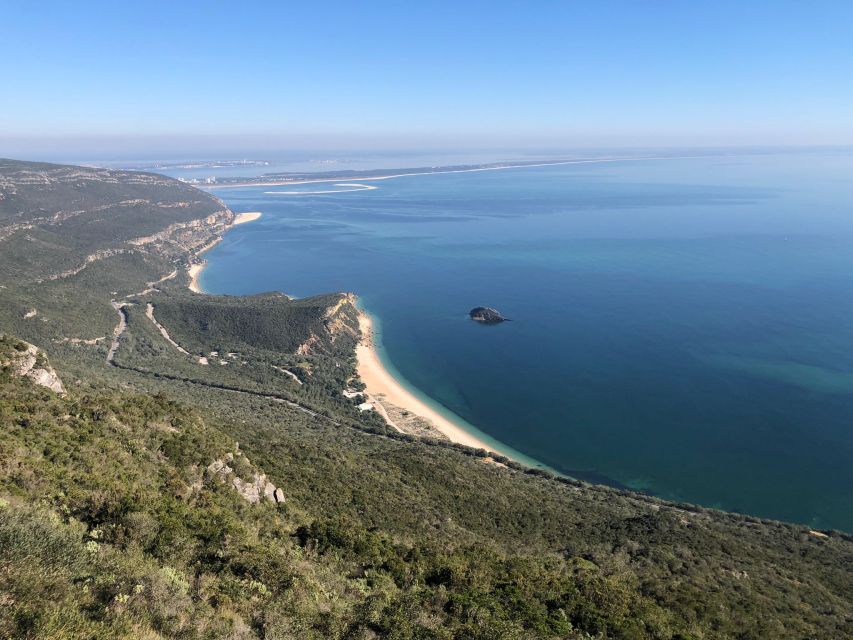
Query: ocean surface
[{"left": 198, "top": 153, "right": 853, "bottom": 531}]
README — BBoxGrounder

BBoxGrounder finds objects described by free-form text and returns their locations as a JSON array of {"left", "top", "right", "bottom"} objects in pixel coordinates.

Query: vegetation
[
  {"left": 2, "top": 373, "right": 851, "bottom": 639},
  {"left": 150, "top": 292, "right": 358, "bottom": 356},
  {"left": 1, "top": 159, "right": 851, "bottom": 638}
]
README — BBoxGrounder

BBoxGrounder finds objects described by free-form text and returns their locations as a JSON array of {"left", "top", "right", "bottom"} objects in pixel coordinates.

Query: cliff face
[
  {"left": 0, "top": 337, "right": 65, "bottom": 393},
  {"left": 127, "top": 208, "right": 235, "bottom": 259},
  {"left": 322, "top": 292, "right": 360, "bottom": 344}
]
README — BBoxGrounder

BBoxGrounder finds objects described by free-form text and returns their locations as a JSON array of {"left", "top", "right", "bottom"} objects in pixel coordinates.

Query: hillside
[{"left": 0, "top": 159, "right": 851, "bottom": 639}]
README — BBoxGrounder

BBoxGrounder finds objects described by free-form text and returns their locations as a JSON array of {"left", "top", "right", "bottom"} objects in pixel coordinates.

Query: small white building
[{"left": 357, "top": 402, "right": 374, "bottom": 412}]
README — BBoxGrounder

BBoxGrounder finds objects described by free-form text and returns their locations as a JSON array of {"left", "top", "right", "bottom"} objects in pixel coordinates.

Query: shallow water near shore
[{"left": 199, "top": 153, "right": 853, "bottom": 531}]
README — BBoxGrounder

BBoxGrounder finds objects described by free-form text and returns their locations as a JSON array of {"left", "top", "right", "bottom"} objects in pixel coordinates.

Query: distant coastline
[
  {"left": 188, "top": 211, "right": 262, "bottom": 293},
  {"left": 200, "top": 155, "right": 703, "bottom": 190}
]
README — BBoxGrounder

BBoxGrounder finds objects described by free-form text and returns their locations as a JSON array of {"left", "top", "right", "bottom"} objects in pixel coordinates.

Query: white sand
[
  {"left": 233, "top": 211, "right": 262, "bottom": 225},
  {"left": 188, "top": 264, "right": 205, "bottom": 293},
  {"left": 356, "top": 312, "right": 498, "bottom": 453}
]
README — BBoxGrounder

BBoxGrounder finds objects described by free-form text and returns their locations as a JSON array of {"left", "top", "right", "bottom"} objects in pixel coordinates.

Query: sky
[{"left": 1, "top": 1, "right": 852, "bottom": 157}]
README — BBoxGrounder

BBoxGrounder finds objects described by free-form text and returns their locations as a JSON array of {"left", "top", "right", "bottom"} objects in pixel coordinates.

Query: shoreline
[
  {"left": 356, "top": 310, "right": 539, "bottom": 464},
  {"left": 188, "top": 211, "right": 262, "bottom": 293}
]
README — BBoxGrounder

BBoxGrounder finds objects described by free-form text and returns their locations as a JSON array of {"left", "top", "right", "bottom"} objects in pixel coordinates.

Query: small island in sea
[{"left": 469, "top": 306, "right": 509, "bottom": 323}]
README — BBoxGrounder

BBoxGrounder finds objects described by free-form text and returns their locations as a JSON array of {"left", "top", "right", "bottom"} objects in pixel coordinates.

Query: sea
[{"left": 174, "top": 151, "right": 853, "bottom": 532}]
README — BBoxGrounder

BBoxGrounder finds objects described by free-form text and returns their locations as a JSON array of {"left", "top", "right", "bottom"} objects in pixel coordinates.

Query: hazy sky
[{"left": 2, "top": 1, "right": 852, "bottom": 155}]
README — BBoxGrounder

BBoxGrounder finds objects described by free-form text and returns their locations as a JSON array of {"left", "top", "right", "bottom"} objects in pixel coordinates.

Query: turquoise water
[{"left": 200, "top": 153, "right": 853, "bottom": 531}]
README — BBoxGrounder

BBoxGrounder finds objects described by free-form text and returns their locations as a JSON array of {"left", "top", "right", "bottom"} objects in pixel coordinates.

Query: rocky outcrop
[
  {"left": 206, "top": 450, "right": 285, "bottom": 505},
  {"left": 233, "top": 473, "right": 278, "bottom": 504},
  {"left": 128, "top": 209, "right": 233, "bottom": 250},
  {"left": 324, "top": 292, "right": 360, "bottom": 343},
  {"left": 469, "top": 307, "right": 509, "bottom": 324},
  {"left": 296, "top": 293, "right": 360, "bottom": 356},
  {"left": 1, "top": 339, "right": 65, "bottom": 393},
  {"left": 295, "top": 333, "right": 321, "bottom": 356}
]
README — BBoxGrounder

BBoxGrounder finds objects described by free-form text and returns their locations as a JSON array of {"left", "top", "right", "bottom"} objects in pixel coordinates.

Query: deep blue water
[{"left": 200, "top": 153, "right": 853, "bottom": 531}]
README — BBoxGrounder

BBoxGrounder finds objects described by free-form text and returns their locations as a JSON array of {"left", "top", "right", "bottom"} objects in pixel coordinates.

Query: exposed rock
[
  {"left": 232, "top": 472, "right": 279, "bottom": 504},
  {"left": 324, "top": 292, "right": 359, "bottom": 342},
  {"left": 1, "top": 339, "right": 65, "bottom": 394},
  {"left": 127, "top": 209, "right": 233, "bottom": 252},
  {"left": 469, "top": 307, "right": 509, "bottom": 324},
  {"left": 206, "top": 452, "right": 283, "bottom": 505},
  {"left": 206, "top": 459, "right": 233, "bottom": 479},
  {"left": 232, "top": 476, "right": 262, "bottom": 503},
  {"left": 295, "top": 333, "right": 320, "bottom": 356}
]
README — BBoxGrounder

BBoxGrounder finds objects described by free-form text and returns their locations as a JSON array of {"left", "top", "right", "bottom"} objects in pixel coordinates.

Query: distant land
[
  {"left": 121, "top": 158, "right": 271, "bottom": 171},
  {"left": 192, "top": 156, "right": 690, "bottom": 187}
]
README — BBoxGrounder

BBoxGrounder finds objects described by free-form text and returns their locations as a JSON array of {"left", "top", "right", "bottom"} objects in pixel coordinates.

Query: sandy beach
[
  {"left": 188, "top": 264, "right": 206, "bottom": 293},
  {"left": 356, "top": 311, "right": 499, "bottom": 453},
  {"left": 232, "top": 211, "right": 262, "bottom": 225},
  {"left": 188, "top": 211, "right": 262, "bottom": 293}
]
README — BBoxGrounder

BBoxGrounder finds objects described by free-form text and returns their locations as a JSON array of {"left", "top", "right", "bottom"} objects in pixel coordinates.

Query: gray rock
[
  {"left": 469, "top": 307, "right": 509, "bottom": 324},
  {"left": 3, "top": 341, "right": 65, "bottom": 393}
]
